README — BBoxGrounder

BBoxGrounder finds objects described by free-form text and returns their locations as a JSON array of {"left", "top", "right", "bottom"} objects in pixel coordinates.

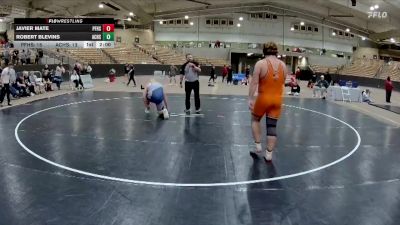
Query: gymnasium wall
[
  {"left": 114, "top": 28, "right": 155, "bottom": 45},
  {"left": 154, "top": 14, "right": 358, "bottom": 53},
  {"left": 353, "top": 47, "right": 380, "bottom": 59}
]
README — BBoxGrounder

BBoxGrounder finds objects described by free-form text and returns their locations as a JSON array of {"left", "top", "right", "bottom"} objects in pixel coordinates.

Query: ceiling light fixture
[
  {"left": 361, "top": 36, "right": 366, "bottom": 40},
  {"left": 159, "top": 20, "right": 163, "bottom": 24},
  {"left": 300, "top": 21, "right": 305, "bottom": 26},
  {"left": 332, "top": 32, "right": 336, "bottom": 36},
  {"left": 370, "top": 6, "right": 374, "bottom": 10},
  {"left": 390, "top": 38, "right": 395, "bottom": 43},
  {"left": 127, "top": 17, "right": 132, "bottom": 21},
  {"left": 185, "top": 15, "right": 189, "bottom": 19},
  {"left": 237, "top": 23, "right": 241, "bottom": 27},
  {"left": 129, "top": 12, "right": 134, "bottom": 16},
  {"left": 291, "top": 27, "right": 295, "bottom": 31},
  {"left": 239, "top": 17, "right": 243, "bottom": 21},
  {"left": 98, "top": 3, "right": 104, "bottom": 8},
  {"left": 0, "top": 18, "right": 3, "bottom": 22},
  {"left": 346, "top": 28, "right": 350, "bottom": 32},
  {"left": 190, "top": 21, "right": 194, "bottom": 26},
  {"left": 374, "top": 5, "right": 379, "bottom": 9}
]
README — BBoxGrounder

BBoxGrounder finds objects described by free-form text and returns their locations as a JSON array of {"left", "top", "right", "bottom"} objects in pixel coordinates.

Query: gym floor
[{"left": 1, "top": 88, "right": 400, "bottom": 225}]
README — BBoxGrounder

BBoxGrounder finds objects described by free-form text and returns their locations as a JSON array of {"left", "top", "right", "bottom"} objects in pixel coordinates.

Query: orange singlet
[{"left": 252, "top": 59, "right": 285, "bottom": 119}]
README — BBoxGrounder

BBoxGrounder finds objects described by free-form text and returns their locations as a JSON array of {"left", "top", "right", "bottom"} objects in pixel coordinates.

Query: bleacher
[
  {"left": 103, "top": 44, "right": 160, "bottom": 64},
  {"left": 384, "top": 61, "right": 400, "bottom": 81},
  {"left": 62, "top": 49, "right": 111, "bottom": 64},
  {"left": 309, "top": 65, "right": 338, "bottom": 74},
  {"left": 339, "top": 58, "right": 384, "bottom": 78}
]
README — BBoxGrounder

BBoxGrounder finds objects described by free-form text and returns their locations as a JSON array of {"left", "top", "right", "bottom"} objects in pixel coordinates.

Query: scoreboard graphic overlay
[{"left": 14, "top": 18, "right": 115, "bottom": 48}]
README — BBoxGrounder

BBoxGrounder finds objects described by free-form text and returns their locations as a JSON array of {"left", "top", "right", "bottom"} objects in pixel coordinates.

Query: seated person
[
  {"left": 42, "top": 70, "right": 53, "bottom": 91},
  {"left": 23, "top": 71, "right": 36, "bottom": 95},
  {"left": 287, "top": 74, "right": 300, "bottom": 96},
  {"left": 29, "top": 71, "right": 44, "bottom": 93},
  {"left": 362, "top": 89, "right": 372, "bottom": 104},
  {"left": 70, "top": 70, "right": 80, "bottom": 89},
  {"left": 14, "top": 75, "right": 29, "bottom": 97},
  {"left": 313, "top": 75, "right": 329, "bottom": 99},
  {"left": 307, "top": 73, "right": 317, "bottom": 88},
  {"left": 143, "top": 80, "right": 169, "bottom": 120}
]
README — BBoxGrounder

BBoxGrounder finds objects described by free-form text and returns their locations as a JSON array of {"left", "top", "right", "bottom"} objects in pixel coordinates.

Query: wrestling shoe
[{"left": 162, "top": 108, "right": 169, "bottom": 120}]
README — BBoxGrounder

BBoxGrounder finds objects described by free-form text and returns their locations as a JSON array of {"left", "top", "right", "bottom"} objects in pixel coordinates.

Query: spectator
[
  {"left": 35, "top": 52, "right": 39, "bottom": 64},
  {"left": 12, "top": 49, "right": 19, "bottom": 65},
  {"left": 42, "top": 64, "right": 50, "bottom": 76},
  {"left": 227, "top": 65, "right": 233, "bottom": 85},
  {"left": 307, "top": 72, "right": 317, "bottom": 88},
  {"left": 3, "top": 48, "right": 10, "bottom": 65},
  {"left": 82, "top": 62, "right": 92, "bottom": 74},
  {"left": 362, "top": 89, "right": 372, "bottom": 104},
  {"left": 26, "top": 49, "right": 31, "bottom": 64},
  {"left": 20, "top": 50, "right": 27, "bottom": 65},
  {"left": 325, "top": 69, "right": 332, "bottom": 85},
  {"left": 385, "top": 76, "right": 394, "bottom": 103},
  {"left": 0, "top": 63, "right": 14, "bottom": 106},
  {"left": 208, "top": 64, "right": 216, "bottom": 84},
  {"left": 70, "top": 70, "right": 80, "bottom": 89},
  {"left": 14, "top": 74, "right": 29, "bottom": 97},
  {"left": 287, "top": 74, "right": 300, "bottom": 96},
  {"left": 54, "top": 63, "right": 65, "bottom": 90},
  {"left": 222, "top": 65, "right": 228, "bottom": 82},
  {"left": 42, "top": 70, "right": 53, "bottom": 92},
  {"left": 313, "top": 75, "right": 329, "bottom": 99},
  {"left": 126, "top": 64, "right": 136, "bottom": 87},
  {"left": 169, "top": 65, "right": 178, "bottom": 85},
  {"left": 124, "top": 63, "right": 130, "bottom": 83},
  {"left": 245, "top": 65, "right": 251, "bottom": 83},
  {"left": 23, "top": 71, "right": 36, "bottom": 96}
]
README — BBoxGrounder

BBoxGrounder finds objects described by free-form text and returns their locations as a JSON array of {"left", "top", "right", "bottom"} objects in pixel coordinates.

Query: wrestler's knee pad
[{"left": 266, "top": 117, "right": 278, "bottom": 137}]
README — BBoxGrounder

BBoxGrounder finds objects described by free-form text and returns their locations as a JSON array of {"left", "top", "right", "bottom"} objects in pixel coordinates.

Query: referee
[{"left": 180, "top": 53, "right": 201, "bottom": 113}]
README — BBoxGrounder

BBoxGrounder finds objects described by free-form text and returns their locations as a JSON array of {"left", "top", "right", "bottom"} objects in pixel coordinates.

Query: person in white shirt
[
  {"left": 0, "top": 63, "right": 15, "bottom": 107},
  {"left": 54, "top": 63, "right": 65, "bottom": 90},
  {"left": 362, "top": 89, "right": 372, "bottom": 104}
]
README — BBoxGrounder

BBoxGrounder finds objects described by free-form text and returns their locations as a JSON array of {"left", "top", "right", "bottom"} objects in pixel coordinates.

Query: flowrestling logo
[{"left": 368, "top": 11, "right": 388, "bottom": 19}]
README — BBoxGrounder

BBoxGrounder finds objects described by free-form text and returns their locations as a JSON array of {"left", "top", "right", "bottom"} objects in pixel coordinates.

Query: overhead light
[
  {"left": 291, "top": 27, "right": 295, "bottom": 31},
  {"left": 374, "top": 5, "right": 379, "bottom": 9},
  {"left": 390, "top": 38, "right": 395, "bottom": 43},
  {"left": 332, "top": 32, "right": 336, "bottom": 36},
  {"left": 0, "top": 18, "right": 3, "bottom": 22},
  {"left": 277, "top": 55, "right": 281, "bottom": 58},
  {"left": 127, "top": 17, "right": 132, "bottom": 21},
  {"left": 98, "top": 3, "right": 104, "bottom": 8},
  {"left": 370, "top": 6, "right": 374, "bottom": 10},
  {"left": 300, "top": 21, "right": 305, "bottom": 26},
  {"left": 159, "top": 20, "right": 163, "bottom": 24},
  {"left": 239, "top": 17, "right": 243, "bottom": 21},
  {"left": 361, "top": 36, "right": 366, "bottom": 40},
  {"left": 247, "top": 53, "right": 253, "bottom": 56},
  {"left": 346, "top": 28, "right": 350, "bottom": 32},
  {"left": 190, "top": 21, "right": 194, "bottom": 26},
  {"left": 237, "top": 23, "right": 241, "bottom": 27},
  {"left": 184, "top": 15, "right": 189, "bottom": 19},
  {"left": 129, "top": 12, "right": 134, "bottom": 16}
]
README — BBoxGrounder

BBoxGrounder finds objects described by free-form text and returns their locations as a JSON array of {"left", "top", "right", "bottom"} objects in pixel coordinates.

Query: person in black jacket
[
  {"left": 227, "top": 65, "right": 233, "bottom": 84},
  {"left": 127, "top": 65, "right": 136, "bottom": 87},
  {"left": 208, "top": 64, "right": 216, "bottom": 83}
]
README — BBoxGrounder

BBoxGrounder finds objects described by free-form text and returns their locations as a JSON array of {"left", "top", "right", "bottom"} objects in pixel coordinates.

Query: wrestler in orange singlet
[{"left": 248, "top": 42, "right": 287, "bottom": 162}]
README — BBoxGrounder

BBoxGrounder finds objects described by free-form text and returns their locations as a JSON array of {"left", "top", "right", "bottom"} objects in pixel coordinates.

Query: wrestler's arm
[{"left": 249, "top": 61, "right": 261, "bottom": 100}]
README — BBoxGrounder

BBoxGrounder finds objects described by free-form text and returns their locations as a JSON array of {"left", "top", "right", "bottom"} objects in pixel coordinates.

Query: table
[{"left": 328, "top": 86, "right": 362, "bottom": 102}]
